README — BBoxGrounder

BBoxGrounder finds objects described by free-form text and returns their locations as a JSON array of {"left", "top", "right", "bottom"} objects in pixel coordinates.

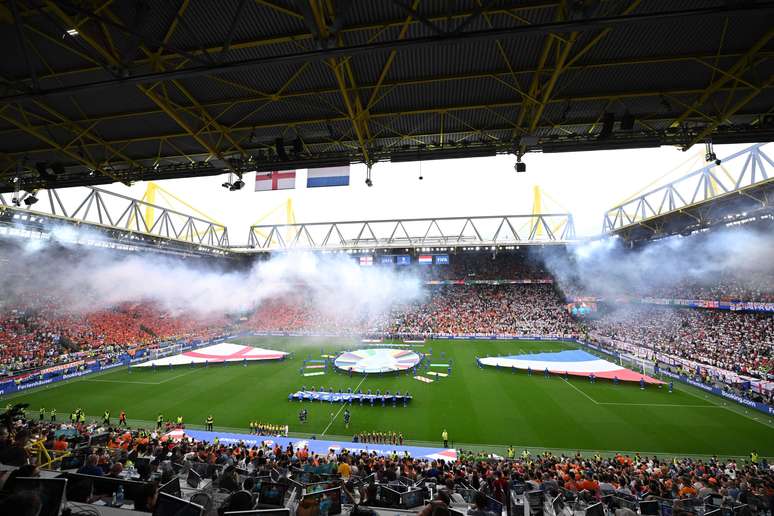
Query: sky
[{"left": 47, "top": 142, "right": 759, "bottom": 245}]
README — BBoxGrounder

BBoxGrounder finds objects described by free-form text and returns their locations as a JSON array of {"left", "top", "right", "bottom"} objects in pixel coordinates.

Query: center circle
[{"left": 334, "top": 348, "right": 422, "bottom": 374}]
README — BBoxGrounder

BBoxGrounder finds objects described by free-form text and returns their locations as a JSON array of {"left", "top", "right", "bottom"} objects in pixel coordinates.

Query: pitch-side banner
[
  {"left": 640, "top": 297, "right": 774, "bottom": 313},
  {"left": 425, "top": 279, "right": 553, "bottom": 285}
]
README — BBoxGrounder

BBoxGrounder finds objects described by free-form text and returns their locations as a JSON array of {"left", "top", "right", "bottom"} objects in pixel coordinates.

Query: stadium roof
[{"left": 0, "top": 0, "right": 773, "bottom": 192}]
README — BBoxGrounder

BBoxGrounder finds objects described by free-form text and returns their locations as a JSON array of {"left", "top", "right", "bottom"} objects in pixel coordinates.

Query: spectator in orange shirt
[{"left": 678, "top": 478, "right": 697, "bottom": 498}]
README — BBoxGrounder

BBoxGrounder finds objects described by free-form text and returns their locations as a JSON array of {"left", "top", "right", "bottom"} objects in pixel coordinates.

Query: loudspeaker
[
  {"left": 275, "top": 138, "right": 288, "bottom": 160},
  {"left": 620, "top": 112, "right": 635, "bottom": 131},
  {"left": 598, "top": 113, "right": 615, "bottom": 139}
]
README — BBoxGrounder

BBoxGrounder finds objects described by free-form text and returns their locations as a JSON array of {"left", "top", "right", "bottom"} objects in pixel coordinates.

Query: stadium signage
[
  {"left": 425, "top": 279, "right": 553, "bottom": 285},
  {"left": 14, "top": 368, "right": 93, "bottom": 391},
  {"left": 658, "top": 369, "right": 772, "bottom": 415},
  {"left": 39, "top": 360, "right": 85, "bottom": 375},
  {"left": 99, "top": 361, "right": 124, "bottom": 371},
  {"left": 640, "top": 297, "right": 774, "bottom": 313},
  {"left": 720, "top": 389, "right": 761, "bottom": 409},
  {"left": 1, "top": 336, "right": 229, "bottom": 395}
]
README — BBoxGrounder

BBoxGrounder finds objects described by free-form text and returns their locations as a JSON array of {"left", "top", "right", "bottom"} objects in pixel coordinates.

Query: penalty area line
[
  {"left": 560, "top": 377, "right": 599, "bottom": 405},
  {"left": 321, "top": 374, "right": 368, "bottom": 437},
  {"left": 84, "top": 368, "right": 201, "bottom": 386},
  {"left": 677, "top": 380, "right": 774, "bottom": 429},
  {"left": 596, "top": 402, "right": 722, "bottom": 408},
  {"left": 84, "top": 379, "right": 160, "bottom": 385}
]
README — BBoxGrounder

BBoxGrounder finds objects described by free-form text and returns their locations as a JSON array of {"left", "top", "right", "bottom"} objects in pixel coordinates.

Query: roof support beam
[
  {"left": 685, "top": 75, "right": 774, "bottom": 150},
  {"left": 517, "top": 0, "right": 643, "bottom": 141},
  {"left": 306, "top": 0, "right": 372, "bottom": 164},
  {"left": 138, "top": 83, "right": 233, "bottom": 170},
  {"left": 3, "top": 2, "right": 770, "bottom": 103},
  {"left": 670, "top": 27, "right": 774, "bottom": 132},
  {"left": 4, "top": 83, "right": 770, "bottom": 160},
  {"left": 0, "top": 104, "right": 123, "bottom": 182},
  {"left": 8, "top": 0, "right": 39, "bottom": 91},
  {"left": 364, "top": 0, "right": 420, "bottom": 113},
  {"left": 2, "top": 50, "right": 766, "bottom": 137},
  {"left": 47, "top": 4, "right": 238, "bottom": 172}
]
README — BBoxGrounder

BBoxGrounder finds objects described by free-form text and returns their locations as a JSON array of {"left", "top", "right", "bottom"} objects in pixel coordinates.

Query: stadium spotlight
[
  {"left": 365, "top": 164, "right": 373, "bottom": 187},
  {"left": 704, "top": 140, "right": 721, "bottom": 165},
  {"left": 418, "top": 160, "right": 423, "bottom": 180},
  {"left": 23, "top": 191, "right": 38, "bottom": 206},
  {"left": 514, "top": 154, "right": 526, "bottom": 173},
  {"left": 222, "top": 172, "right": 245, "bottom": 191}
]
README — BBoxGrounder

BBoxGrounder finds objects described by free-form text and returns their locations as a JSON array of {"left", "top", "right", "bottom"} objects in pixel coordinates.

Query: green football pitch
[{"left": 5, "top": 337, "right": 773, "bottom": 458}]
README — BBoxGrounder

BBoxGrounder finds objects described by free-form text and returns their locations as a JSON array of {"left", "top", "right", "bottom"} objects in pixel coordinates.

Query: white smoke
[
  {"left": 543, "top": 225, "right": 774, "bottom": 299},
  {"left": 1, "top": 237, "right": 424, "bottom": 317}
]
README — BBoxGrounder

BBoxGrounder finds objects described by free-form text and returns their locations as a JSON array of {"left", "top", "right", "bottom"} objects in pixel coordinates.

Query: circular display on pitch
[{"left": 334, "top": 348, "right": 422, "bottom": 374}]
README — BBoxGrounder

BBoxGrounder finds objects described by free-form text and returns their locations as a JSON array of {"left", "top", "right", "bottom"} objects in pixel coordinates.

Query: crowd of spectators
[
  {"left": 588, "top": 306, "right": 774, "bottom": 380},
  {"left": 244, "top": 296, "right": 372, "bottom": 335},
  {"left": 0, "top": 410, "right": 771, "bottom": 515},
  {"left": 410, "top": 253, "right": 553, "bottom": 281},
  {"left": 559, "top": 270, "right": 774, "bottom": 303},
  {"left": 241, "top": 284, "right": 578, "bottom": 337},
  {"left": 386, "top": 285, "right": 578, "bottom": 336},
  {"left": 0, "top": 302, "right": 232, "bottom": 377},
  {"left": 643, "top": 271, "right": 774, "bottom": 303}
]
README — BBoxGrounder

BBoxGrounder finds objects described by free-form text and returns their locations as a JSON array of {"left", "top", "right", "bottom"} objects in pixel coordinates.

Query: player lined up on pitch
[
  {"left": 248, "top": 421, "right": 289, "bottom": 436},
  {"left": 355, "top": 430, "right": 405, "bottom": 445}
]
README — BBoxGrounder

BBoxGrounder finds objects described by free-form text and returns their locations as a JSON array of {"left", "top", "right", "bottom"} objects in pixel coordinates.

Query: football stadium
[{"left": 0, "top": 2, "right": 773, "bottom": 516}]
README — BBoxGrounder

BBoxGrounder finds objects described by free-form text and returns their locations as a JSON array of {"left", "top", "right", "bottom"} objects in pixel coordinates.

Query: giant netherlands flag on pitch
[
  {"left": 307, "top": 165, "right": 350, "bottom": 188},
  {"left": 255, "top": 170, "right": 296, "bottom": 191}
]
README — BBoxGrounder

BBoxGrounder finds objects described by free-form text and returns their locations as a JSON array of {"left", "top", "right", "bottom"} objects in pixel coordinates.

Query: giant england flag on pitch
[
  {"left": 307, "top": 165, "right": 350, "bottom": 188},
  {"left": 255, "top": 170, "right": 296, "bottom": 191}
]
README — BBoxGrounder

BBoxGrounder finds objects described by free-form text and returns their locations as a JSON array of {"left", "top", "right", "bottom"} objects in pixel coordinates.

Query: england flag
[{"left": 255, "top": 170, "right": 296, "bottom": 191}]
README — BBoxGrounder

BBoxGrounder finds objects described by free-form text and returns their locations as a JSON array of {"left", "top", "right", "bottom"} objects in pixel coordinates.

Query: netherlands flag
[
  {"left": 418, "top": 255, "right": 433, "bottom": 264},
  {"left": 255, "top": 170, "right": 296, "bottom": 191},
  {"left": 307, "top": 165, "right": 350, "bottom": 188}
]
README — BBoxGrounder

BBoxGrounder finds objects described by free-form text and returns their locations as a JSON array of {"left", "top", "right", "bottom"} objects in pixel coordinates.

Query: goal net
[{"left": 149, "top": 343, "right": 184, "bottom": 361}]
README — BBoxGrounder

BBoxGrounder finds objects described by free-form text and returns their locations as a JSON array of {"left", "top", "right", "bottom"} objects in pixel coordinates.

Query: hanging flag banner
[
  {"left": 307, "top": 165, "right": 350, "bottom": 188},
  {"left": 255, "top": 170, "right": 296, "bottom": 191}
]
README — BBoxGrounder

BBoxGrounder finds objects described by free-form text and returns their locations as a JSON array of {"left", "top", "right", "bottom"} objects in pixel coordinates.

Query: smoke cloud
[
  {"left": 543, "top": 224, "right": 774, "bottom": 299},
  {"left": 0, "top": 230, "right": 424, "bottom": 317}
]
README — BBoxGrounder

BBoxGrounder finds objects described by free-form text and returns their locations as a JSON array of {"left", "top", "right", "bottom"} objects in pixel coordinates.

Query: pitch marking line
[
  {"left": 597, "top": 402, "right": 721, "bottom": 408},
  {"left": 561, "top": 379, "right": 721, "bottom": 409},
  {"left": 84, "top": 368, "right": 199, "bottom": 386},
  {"left": 677, "top": 381, "right": 774, "bottom": 429},
  {"left": 84, "top": 379, "right": 159, "bottom": 385},
  {"left": 561, "top": 378, "right": 599, "bottom": 404},
  {"left": 321, "top": 374, "right": 368, "bottom": 437}
]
